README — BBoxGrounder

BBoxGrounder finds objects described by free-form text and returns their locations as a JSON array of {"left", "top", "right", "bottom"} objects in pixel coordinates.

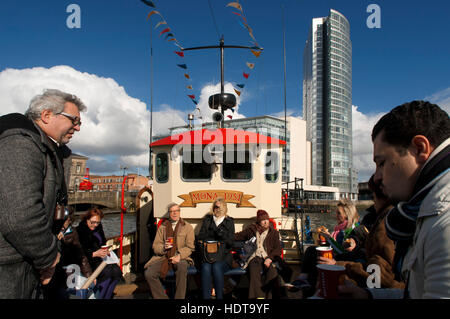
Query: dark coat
[
  {"left": 76, "top": 220, "right": 107, "bottom": 270},
  {"left": 235, "top": 223, "right": 282, "bottom": 261},
  {"left": 197, "top": 214, "right": 235, "bottom": 266},
  {"left": 0, "top": 113, "right": 66, "bottom": 298}
]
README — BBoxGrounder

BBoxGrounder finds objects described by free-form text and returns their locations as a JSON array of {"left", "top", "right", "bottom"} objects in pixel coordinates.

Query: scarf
[
  {"left": 331, "top": 220, "right": 348, "bottom": 240},
  {"left": 213, "top": 215, "right": 225, "bottom": 227},
  {"left": 385, "top": 143, "right": 450, "bottom": 284},
  {"left": 160, "top": 218, "right": 184, "bottom": 279}
]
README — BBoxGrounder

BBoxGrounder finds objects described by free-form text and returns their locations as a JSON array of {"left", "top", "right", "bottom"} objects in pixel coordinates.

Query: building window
[
  {"left": 265, "top": 151, "right": 279, "bottom": 183},
  {"left": 76, "top": 164, "right": 81, "bottom": 173},
  {"left": 155, "top": 153, "right": 169, "bottom": 183}
]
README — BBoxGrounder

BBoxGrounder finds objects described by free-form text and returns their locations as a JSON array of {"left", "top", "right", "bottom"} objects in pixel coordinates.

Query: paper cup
[
  {"left": 316, "top": 264, "right": 346, "bottom": 299},
  {"left": 101, "top": 245, "right": 110, "bottom": 251},
  {"left": 167, "top": 237, "right": 174, "bottom": 248},
  {"left": 316, "top": 246, "right": 333, "bottom": 259}
]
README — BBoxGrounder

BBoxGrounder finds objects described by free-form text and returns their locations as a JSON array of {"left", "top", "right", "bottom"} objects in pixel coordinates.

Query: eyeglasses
[
  {"left": 58, "top": 112, "right": 82, "bottom": 126},
  {"left": 213, "top": 206, "right": 220, "bottom": 210},
  {"left": 88, "top": 220, "right": 101, "bottom": 225},
  {"left": 169, "top": 209, "right": 180, "bottom": 213}
]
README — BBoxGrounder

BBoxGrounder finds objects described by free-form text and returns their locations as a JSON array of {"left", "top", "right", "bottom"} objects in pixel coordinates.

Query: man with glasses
[
  {"left": 0, "top": 89, "right": 86, "bottom": 298},
  {"left": 144, "top": 203, "right": 195, "bottom": 299}
]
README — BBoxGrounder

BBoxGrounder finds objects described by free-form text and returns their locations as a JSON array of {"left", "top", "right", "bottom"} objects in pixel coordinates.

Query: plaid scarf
[{"left": 160, "top": 219, "right": 184, "bottom": 279}]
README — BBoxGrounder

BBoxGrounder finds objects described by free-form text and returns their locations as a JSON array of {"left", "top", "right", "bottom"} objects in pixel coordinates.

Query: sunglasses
[
  {"left": 58, "top": 112, "right": 82, "bottom": 126},
  {"left": 213, "top": 206, "right": 220, "bottom": 210},
  {"left": 88, "top": 220, "right": 100, "bottom": 225}
]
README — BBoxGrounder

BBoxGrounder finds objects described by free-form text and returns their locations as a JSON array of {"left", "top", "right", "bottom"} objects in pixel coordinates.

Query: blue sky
[{"left": 1, "top": 0, "right": 449, "bottom": 180}]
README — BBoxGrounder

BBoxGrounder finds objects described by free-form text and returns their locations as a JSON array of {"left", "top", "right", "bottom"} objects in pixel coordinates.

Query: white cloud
[
  {"left": 424, "top": 87, "right": 450, "bottom": 114},
  {"left": 352, "top": 105, "right": 385, "bottom": 182},
  {"left": 0, "top": 65, "right": 188, "bottom": 176}
]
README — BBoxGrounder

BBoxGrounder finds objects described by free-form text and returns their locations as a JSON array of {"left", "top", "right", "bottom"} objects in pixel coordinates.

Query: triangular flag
[
  {"left": 184, "top": 73, "right": 190, "bottom": 79},
  {"left": 188, "top": 94, "right": 196, "bottom": 99},
  {"left": 177, "top": 64, "right": 187, "bottom": 69},
  {"left": 147, "top": 10, "right": 161, "bottom": 20},
  {"left": 159, "top": 28, "right": 170, "bottom": 36},
  {"left": 154, "top": 21, "right": 167, "bottom": 29},
  {"left": 232, "top": 11, "right": 247, "bottom": 23},
  {"left": 227, "top": 115, "right": 233, "bottom": 119},
  {"left": 173, "top": 42, "right": 184, "bottom": 50},
  {"left": 230, "top": 108, "right": 235, "bottom": 113},
  {"left": 234, "top": 89, "right": 241, "bottom": 96},
  {"left": 141, "top": 0, "right": 156, "bottom": 8},
  {"left": 192, "top": 100, "right": 198, "bottom": 105},
  {"left": 186, "top": 85, "right": 193, "bottom": 89},
  {"left": 165, "top": 33, "right": 174, "bottom": 40},
  {"left": 251, "top": 50, "right": 261, "bottom": 58},
  {"left": 226, "top": 2, "right": 243, "bottom": 11},
  {"left": 237, "top": 84, "right": 245, "bottom": 89},
  {"left": 246, "top": 62, "right": 255, "bottom": 69},
  {"left": 175, "top": 51, "right": 185, "bottom": 57},
  {"left": 243, "top": 72, "right": 250, "bottom": 79}
]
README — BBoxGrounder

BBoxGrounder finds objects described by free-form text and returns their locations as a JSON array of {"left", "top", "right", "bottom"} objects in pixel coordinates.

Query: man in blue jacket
[{"left": 0, "top": 89, "right": 86, "bottom": 298}]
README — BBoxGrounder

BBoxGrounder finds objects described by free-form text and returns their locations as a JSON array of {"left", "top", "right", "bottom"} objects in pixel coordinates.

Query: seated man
[{"left": 144, "top": 203, "right": 195, "bottom": 299}]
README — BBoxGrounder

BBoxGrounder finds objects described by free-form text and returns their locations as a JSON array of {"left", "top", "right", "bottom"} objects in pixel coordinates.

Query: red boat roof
[{"left": 150, "top": 128, "right": 286, "bottom": 147}]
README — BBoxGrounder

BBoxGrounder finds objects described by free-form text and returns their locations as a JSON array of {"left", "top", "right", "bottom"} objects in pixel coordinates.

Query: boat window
[
  {"left": 222, "top": 150, "right": 252, "bottom": 181},
  {"left": 265, "top": 151, "right": 279, "bottom": 182},
  {"left": 155, "top": 153, "right": 168, "bottom": 183},
  {"left": 181, "top": 150, "right": 212, "bottom": 181}
]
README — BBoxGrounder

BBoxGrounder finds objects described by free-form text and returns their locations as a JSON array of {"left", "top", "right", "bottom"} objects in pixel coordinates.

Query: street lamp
[{"left": 120, "top": 165, "right": 128, "bottom": 191}]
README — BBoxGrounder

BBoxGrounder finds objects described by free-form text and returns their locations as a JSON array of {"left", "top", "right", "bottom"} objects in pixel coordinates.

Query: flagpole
[
  {"left": 282, "top": 4, "right": 287, "bottom": 182},
  {"left": 149, "top": 15, "right": 154, "bottom": 178}
]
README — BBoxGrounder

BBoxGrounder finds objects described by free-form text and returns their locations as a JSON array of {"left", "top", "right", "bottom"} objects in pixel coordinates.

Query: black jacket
[
  {"left": 76, "top": 220, "right": 107, "bottom": 270},
  {"left": 197, "top": 214, "right": 235, "bottom": 266}
]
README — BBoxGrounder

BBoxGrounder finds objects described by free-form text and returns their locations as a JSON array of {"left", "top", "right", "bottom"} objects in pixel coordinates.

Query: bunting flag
[
  {"left": 154, "top": 20, "right": 167, "bottom": 29},
  {"left": 159, "top": 27, "right": 170, "bottom": 36},
  {"left": 246, "top": 62, "right": 255, "bottom": 69},
  {"left": 141, "top": 0, "right": 156, "bottom": 7},
  {"left": 147, "top": 10, "right": 161, "bottom": 20},
  {"left": 243, "top": 72, "right": 249, "bottom": 79},
  {"left": 141, "top": 0, "right": 200, "bottom": 114},
  {"left": 226, "top": 2, "right": 243, "bottom": 11},
  {"left": 227, "top": 115, "right": 233, "bottom": 119},
  {"left": 234, "top": 89, "right": 241, "bottom": 96},
  {"left": 232, "top": 11, "right": 247, "bottom": 23},
  {"left": 251, "top": 49, "right": 261, "bottom": 58},
  {"left": 236, "top": 84, "right": 245, "bottom": 89}
]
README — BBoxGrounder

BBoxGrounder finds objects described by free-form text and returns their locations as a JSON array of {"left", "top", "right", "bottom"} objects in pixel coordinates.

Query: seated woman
[
  {"left": 77, "top": 207, "right": 123, "bottom": 299},
  {"left": 235, "top": 209, "right": 284, "bottom": 299},
  {"left": 293, "top": 199, "right": 362, "bottom": 297},
  {"left": 197, "top": 198, "right": 235, "bottom": 299},
  {"left": 42, "top": 206, "right": 92, "bottom": 299}
]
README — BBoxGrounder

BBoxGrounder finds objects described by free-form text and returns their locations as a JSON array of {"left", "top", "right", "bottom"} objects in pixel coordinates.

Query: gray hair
[
  {"left": 25, "top": 89, "right": 87, "bottom": 120},
  {"left": 167, "top": 202, "right": 180, "bottom": 213}
]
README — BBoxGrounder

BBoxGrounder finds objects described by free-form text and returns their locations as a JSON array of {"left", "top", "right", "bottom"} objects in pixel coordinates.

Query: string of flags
[
  {"left": 226, "top": 1, "right": 262, "bottom": 107},
  {"left": 140, "top": 0, "right": 198, "bottom": 107}
]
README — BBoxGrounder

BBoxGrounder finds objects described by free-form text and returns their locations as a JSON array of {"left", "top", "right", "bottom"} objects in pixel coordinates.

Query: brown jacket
[
  {"left": 339, "top": 206, "right": 405, "bottom": 289},
  {"left": 144, "top": 219, "right": 195, "bottom": 269},
  {"left": 235, "top": 223, "right": 282, "bottom": 261}
]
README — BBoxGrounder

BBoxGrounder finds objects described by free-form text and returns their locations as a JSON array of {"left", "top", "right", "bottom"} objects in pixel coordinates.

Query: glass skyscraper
[{"left": 303, "top": 9, "right": 357, "bottom": 196}]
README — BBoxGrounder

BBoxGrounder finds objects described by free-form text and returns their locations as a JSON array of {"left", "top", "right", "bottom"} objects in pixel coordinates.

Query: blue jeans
[{"left": 201, "top": 261, "right": 230, "bottom": 299}]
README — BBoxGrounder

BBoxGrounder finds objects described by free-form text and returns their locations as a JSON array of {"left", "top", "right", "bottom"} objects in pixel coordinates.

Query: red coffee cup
[
  {"left": 167, "top": 237, "right": 174, "bottom": 248},
  {"left": 316, "top": 264, "right": 346, "bottom": 299},
  {"left": 316, "top": 246, "right": 333, "bottom": 259},
  {"left": 101, "top": 245, "right": 110, "bottom": 251}
]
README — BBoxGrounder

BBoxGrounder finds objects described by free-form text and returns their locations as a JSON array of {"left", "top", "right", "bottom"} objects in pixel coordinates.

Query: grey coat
[{"left": 0, "top": 114, "right": 64, "bottom": 298}]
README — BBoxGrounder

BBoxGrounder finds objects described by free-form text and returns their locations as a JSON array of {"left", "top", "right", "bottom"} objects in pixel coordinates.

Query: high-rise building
[{"left": 303, "top": 9, "right": 357, "bottom": 198}]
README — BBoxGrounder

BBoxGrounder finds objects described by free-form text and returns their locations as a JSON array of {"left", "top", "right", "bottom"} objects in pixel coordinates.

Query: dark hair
[
  {"left": 368, "top": 174, "right": 386, "bottom": 200},
  {"left": 372, "top": 100, "right": 450, "bottom": 150},
  {"left": 82, "top": 207, "right": 104, "bottom": 222}
]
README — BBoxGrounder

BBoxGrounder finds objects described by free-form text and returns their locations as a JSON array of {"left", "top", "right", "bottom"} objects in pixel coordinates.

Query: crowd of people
[{"left": 0, "top": 89, "right": 449, "bottom": 299}]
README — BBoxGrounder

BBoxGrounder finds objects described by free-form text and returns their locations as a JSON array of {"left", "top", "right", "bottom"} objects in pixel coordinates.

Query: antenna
[{"left": 182, "top": 36, "right": 263, "bottom": 127}]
